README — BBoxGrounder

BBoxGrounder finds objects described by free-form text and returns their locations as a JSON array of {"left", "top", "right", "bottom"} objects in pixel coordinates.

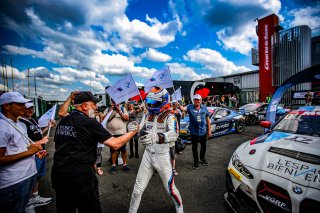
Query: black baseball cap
[{"left": 74, "top": 91, "right": 100, "bottom": 104}]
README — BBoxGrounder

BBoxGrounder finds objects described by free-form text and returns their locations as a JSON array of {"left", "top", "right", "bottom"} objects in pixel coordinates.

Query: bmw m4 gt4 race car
[
  {"left": 179, "top": 107, "right": 245, "bottom": 140},
  {"left": 238, "top": 103, "right": 289, "bottom": 125},
  {"left": 224, "top": 106, "right": 320, "bottom": 213}
]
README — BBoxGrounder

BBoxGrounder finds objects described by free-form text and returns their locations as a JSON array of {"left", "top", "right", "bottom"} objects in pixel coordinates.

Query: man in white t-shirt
[{"left": 0, "top": 92, "right": 47, "bottom": 213}]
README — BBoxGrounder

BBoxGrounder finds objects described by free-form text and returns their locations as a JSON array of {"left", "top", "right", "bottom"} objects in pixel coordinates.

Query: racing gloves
[{"left": 138, "top": 132, "right": 165, "bottom": 146}]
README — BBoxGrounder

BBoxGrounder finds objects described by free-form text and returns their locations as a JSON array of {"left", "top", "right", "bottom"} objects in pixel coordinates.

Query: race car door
[{"left": 211, "top": 108, "right": 233, "bottom": 135}]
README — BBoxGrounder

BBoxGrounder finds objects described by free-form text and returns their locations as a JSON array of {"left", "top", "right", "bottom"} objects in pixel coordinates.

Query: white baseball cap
[
  {"left": 0, "top": 92, "right": 31, "bottom": 105},
  {"left": 193, "top": 94, "right": 202, "bottom": 100},
  {"left": 25, "top": 101, "right": 34, "bottom": 108}
]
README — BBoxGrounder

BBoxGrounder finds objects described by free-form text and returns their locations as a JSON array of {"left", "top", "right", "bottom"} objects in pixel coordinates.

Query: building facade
[{"left": 271, "top": 25, "right": 312, "bottom": 105}]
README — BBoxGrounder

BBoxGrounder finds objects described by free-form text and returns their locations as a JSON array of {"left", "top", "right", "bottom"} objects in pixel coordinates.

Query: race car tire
[
  {"left": 236, "top": 119, "right": 245, "bottom": 133},
  {"left": 245, "top": 115, "right": 256, "bottom": 126}
]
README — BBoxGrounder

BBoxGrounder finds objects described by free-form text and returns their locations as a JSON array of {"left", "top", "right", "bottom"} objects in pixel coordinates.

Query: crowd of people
[
  {"left": 0, "top": 87, "right": 216, "bottom": 213},
  {"left": 198, "top": 94, "right": 239, "bottom": 109},
  {"left": 1, "top": 86, "right": 317, "bottom": 212}
]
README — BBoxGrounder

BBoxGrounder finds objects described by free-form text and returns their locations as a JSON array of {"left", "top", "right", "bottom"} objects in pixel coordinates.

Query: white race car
[{"left": 224, "top": 106, "right": 320, "bottom": 213}]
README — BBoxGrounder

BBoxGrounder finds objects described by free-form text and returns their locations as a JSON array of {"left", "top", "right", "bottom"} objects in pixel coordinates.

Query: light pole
[{"left": 26, "top": 75, "right": 44, "bottom": 97}]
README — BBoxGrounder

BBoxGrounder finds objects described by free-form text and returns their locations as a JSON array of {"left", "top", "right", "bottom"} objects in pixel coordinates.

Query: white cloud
[
  {"left": 108, "top": 14, "right": 180, "bottom": 51},
  {"left": 216, "top": 24, "right": 257, "bottom": 55},
  {"left": 167, "top": 63, "right": 211, "bottom": 80},
  {"left": 82, "top": 80, "right": 105, "bottom": 91},
  {"left": 184, "top": 48, "right": 250, "bottom": 75},
  {"left": 288, "top": 3, "right": 320, "bottom": 30},
  {"left": 141, "top": 48, "right": 172, "bottom": 62},
  {"left": 53, "top": 67, "right": 110, "bottom": 85}
]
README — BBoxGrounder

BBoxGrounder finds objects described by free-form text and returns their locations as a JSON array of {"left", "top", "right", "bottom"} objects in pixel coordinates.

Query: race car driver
[{"left": 129, "top": 86, "right": 183, "bottom": 213}]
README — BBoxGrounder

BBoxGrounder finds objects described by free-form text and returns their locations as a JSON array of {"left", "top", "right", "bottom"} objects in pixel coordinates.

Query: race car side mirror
[{"left": 260, "top": 121, "right": 272, "bottom": 129}]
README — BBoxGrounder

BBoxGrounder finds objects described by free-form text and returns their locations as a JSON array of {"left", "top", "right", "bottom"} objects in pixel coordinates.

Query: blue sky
[{"left": 0, "top": 0, "right": 319, "bottom": 100}]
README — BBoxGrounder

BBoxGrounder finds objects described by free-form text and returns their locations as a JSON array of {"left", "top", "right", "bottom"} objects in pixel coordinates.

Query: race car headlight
[{"left": 232, "top": 153, "right": 254, "bottom": 179}]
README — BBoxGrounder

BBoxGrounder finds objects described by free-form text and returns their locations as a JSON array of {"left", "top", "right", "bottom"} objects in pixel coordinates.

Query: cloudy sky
[{"left": 0, "top": 0, "right": 319, "bottom": 100}]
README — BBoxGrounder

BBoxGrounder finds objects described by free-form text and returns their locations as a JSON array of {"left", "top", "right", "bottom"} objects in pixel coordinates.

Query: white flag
[
  {"left": 171, "top": 87, "right": 182, "bottom": 101},
  {"left": 105, "top": 74, "right": 139, "bottom": 104},
  {"left": 38, "top": 104, "right": 57, "bottom": 127},
  {"left": 144, "top": 67, "right": 173, "bottom": 92}
]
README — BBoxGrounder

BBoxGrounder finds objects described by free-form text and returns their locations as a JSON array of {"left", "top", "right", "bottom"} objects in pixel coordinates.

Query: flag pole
[
  {"left": 167, "top": 66, "right": 176, "bottom": 92},
  {"left": 46, "top": 104, "right": 57, "bottom": 137},
  {"left": 131, "top": 74, "right": 145, "bottom": 130},
  {"left": 47, "top": 121, "right": 52, "bottom": 137},
  {"left": 167, "top": 66, "right": 177, "bottom": 103}
]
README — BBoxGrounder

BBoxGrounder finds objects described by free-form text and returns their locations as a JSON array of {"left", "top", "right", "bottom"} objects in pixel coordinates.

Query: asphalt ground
[{"left": 35, "top": 124, "right": 264, "bottom": 213}]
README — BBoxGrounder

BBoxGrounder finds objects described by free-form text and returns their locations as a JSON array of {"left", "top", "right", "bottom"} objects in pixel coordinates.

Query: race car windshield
[
  {"left": 273, "top": 113, "right": 320, "bottom": 136},
  {"left": 240, "top": 103, "right": 261, "bottom": 111}
]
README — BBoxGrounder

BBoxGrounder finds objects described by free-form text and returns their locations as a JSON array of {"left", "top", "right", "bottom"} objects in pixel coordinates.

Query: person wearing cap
[
  {"left": 58, "top": 91, "right": 80, "bottom": 118},
  {"left": 178, "top": 94, "right": 212, "bottom": 169},
  {"left": 0, "top": 92, "right": 48, "bottom": 213},
  {"left": 52, "top": 91, "right": 139, "bottom": 213},
  {"left": 19, "top": 101, "right": 55, "bottom": 208}
]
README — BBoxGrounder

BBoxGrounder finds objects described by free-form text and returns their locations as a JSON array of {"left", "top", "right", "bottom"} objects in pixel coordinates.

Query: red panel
[{"left": 258, "top": 14, "right": 279, "bottom": 102}]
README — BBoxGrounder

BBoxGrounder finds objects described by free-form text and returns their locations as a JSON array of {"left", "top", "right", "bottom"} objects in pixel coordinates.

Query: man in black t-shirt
[
  {"left": 19, "top": 101, "right": 55, "bottom": 208},
  {"left": 52, "top": 91, "right": 139, "bottom": 213}
]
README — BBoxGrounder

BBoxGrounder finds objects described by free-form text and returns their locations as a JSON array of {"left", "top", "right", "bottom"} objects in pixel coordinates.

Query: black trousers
[
  {"left": 129, "top": 137, "right": 138, "bottom": 155},
  {"left": 190, "top": 134, "right": 207, "bottom": 163},
  {"left": 53, "top": 172, "right": 101, "bottom": 213}
]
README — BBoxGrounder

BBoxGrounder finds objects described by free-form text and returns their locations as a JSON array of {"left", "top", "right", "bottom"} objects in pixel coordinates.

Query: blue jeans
[
  {"left": 0, "top": 175, "right": 36, "bottom": 213},
  {"left": 35, "top": 156, "right": 46, "bottom": 178}
]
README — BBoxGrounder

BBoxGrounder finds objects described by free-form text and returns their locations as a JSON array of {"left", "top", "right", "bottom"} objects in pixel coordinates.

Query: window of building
[{"left": 234, "top": 77, "right": 240, "bottom": 85}]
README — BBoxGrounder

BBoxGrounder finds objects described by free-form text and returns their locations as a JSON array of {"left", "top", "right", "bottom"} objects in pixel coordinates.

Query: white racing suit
[{"left": 129, "top": 111, "right": 183, "bottom": 213}]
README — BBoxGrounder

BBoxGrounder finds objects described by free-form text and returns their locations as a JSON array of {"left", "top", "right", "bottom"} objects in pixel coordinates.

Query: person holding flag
[
  {"left": 19, "top": 101, "right": 56, "bottom": 208},
  {"left": 0, "top": 92, "right": 48, "bottom": 213}
]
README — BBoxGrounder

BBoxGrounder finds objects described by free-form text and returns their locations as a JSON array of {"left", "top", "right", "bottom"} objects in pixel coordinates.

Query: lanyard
[
  {"left": 19, "top": 117, "right": 43, "bottom": 137},
  {"left": 0, "top": 113, "right": 34, "bottom": 146}
]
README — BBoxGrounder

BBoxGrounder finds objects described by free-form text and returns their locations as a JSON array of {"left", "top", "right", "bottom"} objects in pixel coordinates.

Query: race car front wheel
[
  {"left": 245, "top": 115, "right": 256, "bottom": 125},
  {"left": 236, "top": 119, "right": 245, "bottom": 133}
]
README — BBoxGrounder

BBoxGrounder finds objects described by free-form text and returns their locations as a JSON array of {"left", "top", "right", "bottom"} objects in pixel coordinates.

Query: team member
[
  {"left": 179, "top": 94, "right": 211, "bottom": 169},
  {"left": 52, "top": 91, "right": 139, "bottom": 213},
  {"left": 129, "top": 87, "right": 183, "bottom": 213},
  {"left": 19, "top": 101, "right": 55, "bottom": 208},
  {"left": 0, "top": 92, "right": 47, "bottom": 213}
]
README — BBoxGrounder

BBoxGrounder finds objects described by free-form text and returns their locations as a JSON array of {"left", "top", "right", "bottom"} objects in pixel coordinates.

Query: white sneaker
[
  {"left": 28, "top": 195, "right": 53, "bottom": 207},
  {"left": 25, "top": 205, "right": 36, "bottom": 213}
]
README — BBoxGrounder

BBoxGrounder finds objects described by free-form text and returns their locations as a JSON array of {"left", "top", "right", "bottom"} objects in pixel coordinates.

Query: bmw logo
[
  {"left": 293, "top": 186, "right": 302, "bottom": 194},
  {"left": 159, "top": 73, "right": 165, "bottom": 80},
  {"left": 125, "top": 81, "right": 132, "bottom": 89}
]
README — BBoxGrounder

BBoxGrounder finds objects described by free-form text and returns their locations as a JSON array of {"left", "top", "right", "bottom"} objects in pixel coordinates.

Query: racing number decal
[{"left": 285, "top": 135, "right": 314, "bottom": 144}]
